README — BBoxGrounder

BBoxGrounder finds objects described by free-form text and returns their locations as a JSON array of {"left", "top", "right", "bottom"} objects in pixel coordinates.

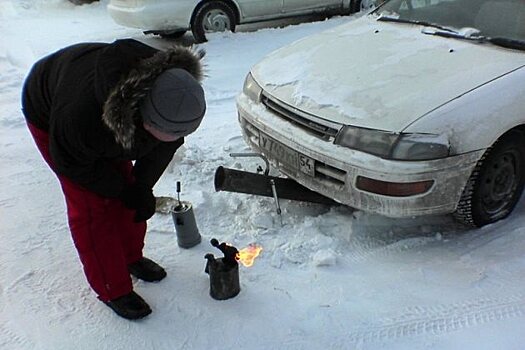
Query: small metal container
[
  {"left": 204, "top": 255, "right": 241, "bottom": 300},
  {"left": 204, "top": 238, "right": 241, "bottom": 300},
  {"left": 172, "top": 201, "right": 201, "bottom": 249}
]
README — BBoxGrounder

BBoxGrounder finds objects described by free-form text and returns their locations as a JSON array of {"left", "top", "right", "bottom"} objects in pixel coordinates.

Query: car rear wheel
[
  {"left": 68, "top": 0, "right": 98, "bottom": 4},
  {"left": 191, "top": 1, "right": 236, "bottom": 43},
  {"left": 454, "top": 130, "right": 525, "bottom": 227},
  {"left": 351, "top": 0, "right": 378, "bottom": 13},
  {"left": 158, "top": 30, "right": 187, "bottom": 39}
]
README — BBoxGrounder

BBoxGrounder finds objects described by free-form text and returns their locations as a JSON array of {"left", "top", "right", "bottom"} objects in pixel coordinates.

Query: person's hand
[{"left": 120, "top": 183, "right": 156, "bottom": 222}]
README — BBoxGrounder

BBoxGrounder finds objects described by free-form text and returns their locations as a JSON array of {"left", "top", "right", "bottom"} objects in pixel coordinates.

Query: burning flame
[{"left": 236, "top": 244, "right": 263, "bottom": 267}]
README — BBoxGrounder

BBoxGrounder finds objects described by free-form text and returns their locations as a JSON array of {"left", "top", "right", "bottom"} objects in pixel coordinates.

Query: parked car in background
[
  {"left": 107, "top": 0, "right": 379, "bottom": 42},
  {"left": 237, "top": 0, "right": 525, "bottom": 227}
]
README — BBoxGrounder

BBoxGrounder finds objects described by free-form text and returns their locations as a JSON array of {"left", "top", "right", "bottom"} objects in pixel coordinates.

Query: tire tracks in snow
[
  {"left": 0, "top": 322, "right": 34, "bottom": 350},
  {"left": 455, "top": 226, "right": 525, "bottom": 292},
  {"left": 347, "top": 294, "right": 525, "bottom": 344},
  {"left": 0, "top": 230, "right": 28, "bottom": 349},
  {"left": 334, "top": 215, "right": 461, "bottom": 264},
  {"left": 342, "top": 236, "right": 437, "bottom": 264}
]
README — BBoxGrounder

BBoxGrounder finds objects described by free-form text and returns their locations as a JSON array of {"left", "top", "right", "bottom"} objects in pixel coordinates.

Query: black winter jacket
[{"left": 22, "top": 39, "right": 204, "bottom": 198}]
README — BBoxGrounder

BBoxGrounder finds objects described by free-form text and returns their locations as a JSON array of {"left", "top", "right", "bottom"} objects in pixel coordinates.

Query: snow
[{"left": 1, "top": 1, "right": 525, "bottom": 349}]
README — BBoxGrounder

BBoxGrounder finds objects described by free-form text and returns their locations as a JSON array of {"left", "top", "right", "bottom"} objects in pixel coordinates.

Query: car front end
[
  {"left": 236, "top": 3, "right": 525, "bottom": 218},
  {"left": 237, "top": 85, "right": 483, "bottom": 218}
]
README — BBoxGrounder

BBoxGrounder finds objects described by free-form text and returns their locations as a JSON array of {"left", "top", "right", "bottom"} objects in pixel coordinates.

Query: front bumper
[
  {"left": 107, "top": 1, "right": 193, "bottom": 31},
  {"left": 237, "top": 93, "right": 485, "bottom": 218}
]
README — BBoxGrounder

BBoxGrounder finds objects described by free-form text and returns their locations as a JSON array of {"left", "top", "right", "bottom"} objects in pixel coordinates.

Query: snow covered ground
[{"left": 1, "top": 1, "right": 525, "bottom": 349}]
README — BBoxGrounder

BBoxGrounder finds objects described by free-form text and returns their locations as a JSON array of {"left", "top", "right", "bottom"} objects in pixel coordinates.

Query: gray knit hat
[{"left": 140, "top": 68, "right": 206, "bottom": 136}]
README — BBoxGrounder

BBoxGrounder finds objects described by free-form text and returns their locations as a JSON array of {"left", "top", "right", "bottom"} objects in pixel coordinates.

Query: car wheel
[
  {"left": 68, "top": 0, "right": 98, "bottom": 4},
  {"left": 191, "top": 1, "right": 236, "bottom": 43},
  {"left": 454, "top": 130, "right": 525, "bottom": 227},
  {"left": 158, "top": 30, "right": 187, "bottom": 39},
  {"left": 351, "top": 0, "right": 377, "bottom": 13}
]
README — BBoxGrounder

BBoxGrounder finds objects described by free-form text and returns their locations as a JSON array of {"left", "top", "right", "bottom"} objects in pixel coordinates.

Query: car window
[{"left": 375, "top": 0, "right": 525, "bottom": 41}]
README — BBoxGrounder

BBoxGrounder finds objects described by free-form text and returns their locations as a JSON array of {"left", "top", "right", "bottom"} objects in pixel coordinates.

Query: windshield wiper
[
  {"left": 487, "top": 37, "right": 525, "bottom": 51},
  {"left": 421, "top": 28, "right": 482, "bottom": 41},
  {"left": 377, "top": 15, "right": 458, "bottom": 34},
  {"left": 377, "top": 15, "right": 525, "bottom": 52},
  {"left": 423, "top": 29, "right": 525, "bottom": 51}
]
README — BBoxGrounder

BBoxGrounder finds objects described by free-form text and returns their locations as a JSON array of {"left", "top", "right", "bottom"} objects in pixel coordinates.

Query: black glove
[{"left": 120, "top": 183, "right": 156, "bottom": 222}]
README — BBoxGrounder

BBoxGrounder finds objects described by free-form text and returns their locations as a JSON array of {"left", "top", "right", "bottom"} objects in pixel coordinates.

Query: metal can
[{"left": 172, "top": 201, "right": 201, "bottom": 249}]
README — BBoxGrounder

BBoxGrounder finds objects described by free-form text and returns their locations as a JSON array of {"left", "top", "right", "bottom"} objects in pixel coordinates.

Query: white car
[
  {"left": 237, "top": 0, "right": 525, "bottom": 227},
  {"left": 107, "top": 0, "right": 378, "bottom": 42}
]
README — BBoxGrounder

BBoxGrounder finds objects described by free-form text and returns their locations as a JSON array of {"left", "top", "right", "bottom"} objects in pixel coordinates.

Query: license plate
[{"left": 259, "top": 133, "right": 315, "bottom": 176}]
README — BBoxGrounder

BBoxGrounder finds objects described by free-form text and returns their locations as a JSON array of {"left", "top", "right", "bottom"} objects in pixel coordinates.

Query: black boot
[
  {"left": 104, "top": 291, "right": 152, "bottom": 320},
  {"left": 128, "top": 257, "right": 167, "bottom": 282}
]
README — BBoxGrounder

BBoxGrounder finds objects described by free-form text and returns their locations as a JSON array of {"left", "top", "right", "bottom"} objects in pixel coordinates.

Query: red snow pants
[{"left": 27, "top": 123, "right": 146, "bottom": 302}]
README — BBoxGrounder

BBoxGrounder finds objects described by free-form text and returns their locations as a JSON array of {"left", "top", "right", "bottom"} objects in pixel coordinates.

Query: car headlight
[
  {"left": 335, "top": 126, "right": 449, "bottom": 160},
  {"left": 243, "top": 73, "right": 262, "bottom": 102}
]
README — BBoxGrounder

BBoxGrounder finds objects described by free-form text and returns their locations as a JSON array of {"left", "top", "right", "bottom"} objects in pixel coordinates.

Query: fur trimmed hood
[{"left": 101, "top": 45, "right": 205, "bottom": 149}]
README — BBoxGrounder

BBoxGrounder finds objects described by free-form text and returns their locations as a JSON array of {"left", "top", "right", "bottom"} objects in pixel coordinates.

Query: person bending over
[{"left": 21, "top": 39, "right": 206, "bottom": 320}]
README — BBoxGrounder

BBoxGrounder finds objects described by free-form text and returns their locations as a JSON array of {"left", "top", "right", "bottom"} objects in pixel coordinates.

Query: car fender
[
  {"left": 403, "top": 65, "right": 525, "bottom": 155},
  {"left": 108, "top": 0, "right": 200, "bottom": 30},
  {"left": 191, "top": 0, "right": 241, "bottom": 22},
  {"left": 228, "top": 0, "right": 242, "bottom": 21}
]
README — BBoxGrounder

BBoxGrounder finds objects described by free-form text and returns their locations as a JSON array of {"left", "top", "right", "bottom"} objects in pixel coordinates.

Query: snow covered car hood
[{"left": 251, "top": 15, "right": 525, "bottom": 132}]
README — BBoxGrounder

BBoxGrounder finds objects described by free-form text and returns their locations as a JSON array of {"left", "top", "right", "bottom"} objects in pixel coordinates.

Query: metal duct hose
[{"left": 214, "top": 166, "right": 337, "bottom": 205}]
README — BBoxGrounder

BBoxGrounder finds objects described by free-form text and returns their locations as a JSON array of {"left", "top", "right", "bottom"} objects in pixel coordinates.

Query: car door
[
  {"left": 282, "top": 0, "right": 342, "bottom": 14},
  {"left": 237, "top": 0, "right": 284, "bottom": 20}
]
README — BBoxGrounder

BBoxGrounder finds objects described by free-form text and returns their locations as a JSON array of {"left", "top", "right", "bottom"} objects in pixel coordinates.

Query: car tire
[
  {"left": 158, "top": 30, "right": 187, "bottom": 39},
  {"left": 191, "top": 1, "right": 236, "bottom": 43},
  {"left": 454, "top": 130, "right": 525, "bottom": 227},
  {"left": 351, "top": 0, "right": 377, "bottom": 13},
  {"left": 68, "top": 0, "right": 98, "bottom": 4}
]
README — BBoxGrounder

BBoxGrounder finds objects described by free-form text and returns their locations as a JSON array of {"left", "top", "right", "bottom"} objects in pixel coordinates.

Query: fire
[{"left": 235, "top": 244, "right": 263, "bottom": 267}]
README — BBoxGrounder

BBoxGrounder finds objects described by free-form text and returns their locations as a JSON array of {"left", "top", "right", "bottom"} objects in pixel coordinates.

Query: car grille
[
  {"left": 261, "top": 93, "right": 340, "bottom": 141},
  {"left": 240, "top": 116, "right": 347, "bottom": 188},
  {"left": 315, "top": 162, "right": 346, "bottom": 187}
]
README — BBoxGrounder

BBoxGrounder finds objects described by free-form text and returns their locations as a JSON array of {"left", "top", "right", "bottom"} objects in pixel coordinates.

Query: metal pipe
[
  {"left": 270, "top": 179, "right": 283, "bottom": 226},
  {"left": 214, "top": 166, "right": 338, "bottom": 205}
]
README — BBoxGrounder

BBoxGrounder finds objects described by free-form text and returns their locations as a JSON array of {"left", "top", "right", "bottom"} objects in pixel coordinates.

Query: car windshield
[{"left": 374, "top": 0, "right": 525, "bottom": 42}]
